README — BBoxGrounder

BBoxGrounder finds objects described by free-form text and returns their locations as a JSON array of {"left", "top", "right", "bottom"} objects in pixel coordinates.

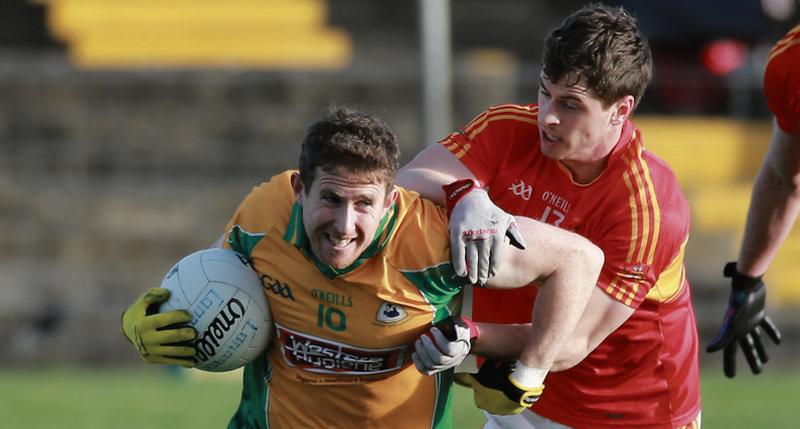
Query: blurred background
[{"left": 1, "top": 0, "right": 799, "bottom": 427}]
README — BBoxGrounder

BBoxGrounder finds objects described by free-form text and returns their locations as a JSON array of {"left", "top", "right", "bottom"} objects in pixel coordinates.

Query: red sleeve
[
  {"left": 440, "top": 104, "right": 539, "bottom": 187},
  {"left": 764, "top": 26, "right": 800, "bottom": 135},
  {"left": 597, "top": 153, "right": 691, "bottom": 309}
]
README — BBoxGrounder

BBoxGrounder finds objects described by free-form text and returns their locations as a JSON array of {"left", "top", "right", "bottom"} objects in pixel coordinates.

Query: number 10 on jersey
[{"left": 317, "top": 304, "right": 346, "bottom": 331}]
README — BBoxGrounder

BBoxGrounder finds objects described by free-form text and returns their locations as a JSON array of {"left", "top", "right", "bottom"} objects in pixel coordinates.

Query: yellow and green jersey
[{"left": 223, "top": 171, "right": 466, "bottom": 429}]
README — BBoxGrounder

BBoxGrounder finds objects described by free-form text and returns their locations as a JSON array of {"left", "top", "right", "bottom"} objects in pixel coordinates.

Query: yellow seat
[
  {"left": 636, "top": 117, "right": 800, "bottom": 304},
  {"left": 42, "top": 0, "right": 351, "bottom": 69},
  {"left": 636, "top": 117, "right": 770, "bottom": 186},
  {"left": 688, "top": 184, "right": 752, "bottom": 234},
  {"left": 765, "top": 266, "right": 800, "bottom": 305},
  {"left": 48, "top": 0, "right": 326, "bottom": 39},
  {"left": 764, "top": 235, "right": 800, "bottom": 305},
  {"left": 70, "top": 29, "right": 351, "bottom": 68}
]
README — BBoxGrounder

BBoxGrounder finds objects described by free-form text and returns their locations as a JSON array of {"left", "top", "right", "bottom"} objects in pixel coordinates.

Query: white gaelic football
[{"left": 159, "top": 248, "right": 271, "bottom": 372}]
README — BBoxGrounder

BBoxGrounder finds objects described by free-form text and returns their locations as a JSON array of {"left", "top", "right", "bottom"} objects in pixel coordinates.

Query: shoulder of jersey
[
  {"left": 461, "top": 103, "right": 539, "bottom": 137},
  {"left": 618, "top": 131, "right": 689, "bottom": 221},
  {"left": 628, "top": 129, "right": 683, "bottom": 191},
  {"left": 382, "top": 187, "right": 451, "bottom": 270},
  {"left": 242, "top": 171, "right": 297, "bottom": 228},
  {"left": 767, "top": 24, "right": 800, "bottom": 64}
]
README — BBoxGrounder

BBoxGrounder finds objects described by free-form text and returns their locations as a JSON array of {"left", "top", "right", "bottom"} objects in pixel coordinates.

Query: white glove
[
  {"left": 444, "top": 179, "right": 526, "bottom": 285},
  {"left": 413, "top": 316, "right": 478, "bottom": 375}
]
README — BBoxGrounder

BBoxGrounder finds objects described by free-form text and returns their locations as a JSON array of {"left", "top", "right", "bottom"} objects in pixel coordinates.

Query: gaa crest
[{"left": 375, "top": 301, "right": 408, "bottom": 324}]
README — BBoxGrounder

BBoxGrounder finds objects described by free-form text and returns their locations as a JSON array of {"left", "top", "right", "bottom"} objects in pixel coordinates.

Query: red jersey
[
  {"left": 442, "top": 104, "right": 701, "bottom": 428},
  {"left": 765, "top": 24, "right": 800, "bottom": 135}
]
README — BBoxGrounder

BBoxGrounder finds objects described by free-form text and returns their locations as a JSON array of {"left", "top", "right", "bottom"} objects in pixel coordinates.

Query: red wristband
[
  {"left": 442, "top": 178, "right": 480, "bottom": 217},
  {"left": 434, "top": 315, "right": 480, "bottom": 346},
  {"left": 459, "top": 315, "right": 480, "bottom": 344}
]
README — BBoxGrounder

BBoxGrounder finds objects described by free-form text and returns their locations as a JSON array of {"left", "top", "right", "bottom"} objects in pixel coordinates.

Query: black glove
[
  {"left": 454, "top": 360, "right": 543, "bottom": 415},
  {"left": 706, "top": 262, "right": 782, "bottom": 378}
]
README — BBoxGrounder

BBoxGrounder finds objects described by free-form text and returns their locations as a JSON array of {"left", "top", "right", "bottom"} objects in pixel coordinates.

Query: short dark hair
[
  {"left": 298, "top": 106, "right": 399, "bottom": 192},
  {"left": 542, "top": 3, "right": 652, "bottom": 107}
]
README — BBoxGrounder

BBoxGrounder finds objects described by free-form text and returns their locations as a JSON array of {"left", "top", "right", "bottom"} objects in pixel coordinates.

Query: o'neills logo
[
  {"left": 276, "top": 323, "right": 406, "bottom": 375},
  {"left": 195, "top": 298, "right": 245, "bottom": 362}
]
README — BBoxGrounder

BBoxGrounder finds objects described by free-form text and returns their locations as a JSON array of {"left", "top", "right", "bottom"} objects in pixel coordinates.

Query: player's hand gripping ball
[
  {"left": 121, "top": 287, "right": 197, "bottom": 367},
  {"left": 159, "top": 248, "right": 272, "bottom": 372}
]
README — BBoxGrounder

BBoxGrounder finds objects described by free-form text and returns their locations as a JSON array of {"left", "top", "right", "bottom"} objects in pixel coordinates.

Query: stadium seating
[
  {"left": 639, "top": 117, "right": 799, "bottom": 305},
  {"left": 41, "top": 0, "right": 352, "bottom": 68}
]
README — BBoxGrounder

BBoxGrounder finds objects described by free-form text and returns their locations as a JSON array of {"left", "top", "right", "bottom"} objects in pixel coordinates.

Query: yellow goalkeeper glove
[
  {"left": 121, "top": 287, "right": 197, "bottom": 367},
  {"left": 454, "top": 360, "right": 545, "bottom": 415}
]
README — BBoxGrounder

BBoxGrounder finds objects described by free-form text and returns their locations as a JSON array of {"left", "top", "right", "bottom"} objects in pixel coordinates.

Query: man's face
[
  {"left": 537, "top": 73, "right": 628, "bottom": 163},
  {"left": 293, "top": 167, "right": 397, "bottom": 269}
]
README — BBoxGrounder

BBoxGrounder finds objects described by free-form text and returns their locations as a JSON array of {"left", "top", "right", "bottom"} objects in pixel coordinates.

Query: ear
[
  {"left": 290, "top": 172, "right": 304, "bottom": 203},
  {"left": 610, "top": 95, "right": 635, "bottom": 126},
  {"left": 384, "top": 186, "right": 399, "bottom": 209}
]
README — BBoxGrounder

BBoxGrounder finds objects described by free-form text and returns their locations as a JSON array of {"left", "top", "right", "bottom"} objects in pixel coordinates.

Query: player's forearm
[
  {"left": 395, "top": 167, "right": 453, "bottom": 205},
  {"left": 486, "top": 217, "right": 603, "bottom": 289},
  {"left": 738, "top": 129, "right": 800, "bottom": 276},
  {"left": 516, "top": 244, "right": 603, "bottom": 370},
  {"left": 473, "top": 287, "right": 633, "bottom": 371},
  {"left": 471, "top": 322, "right": 531, "bottom": 360},
  {"left": 471, "top": 318, "right": 610, "bottom": 372},
  {"left": 737, "top": 169, "right": 800, "bottom": 276},
  {"left": 397, "top": 144, "right": 478, "bottom": 205},
  {"left": 551, "top": 287, "right": 634, "bottom": 371},
  {"left": 471, "top": 324, "right": 606, "bottom": 372},
  {"left": 477, "top": 220, "right": 604, "bottom": 368}
]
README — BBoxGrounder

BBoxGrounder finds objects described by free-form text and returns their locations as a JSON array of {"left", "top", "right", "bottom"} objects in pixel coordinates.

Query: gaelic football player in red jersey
[
  {"left": 706, "top": 25, "right": 800, "bottom": 378},
  {"left": 399, "top": 4, "right": 702, "bottom": 428}
]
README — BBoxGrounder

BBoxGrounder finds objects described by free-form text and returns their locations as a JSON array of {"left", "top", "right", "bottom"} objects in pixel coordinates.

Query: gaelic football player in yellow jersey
[{"left": 121, "top": 106, "right": 604, "bottom": 428}]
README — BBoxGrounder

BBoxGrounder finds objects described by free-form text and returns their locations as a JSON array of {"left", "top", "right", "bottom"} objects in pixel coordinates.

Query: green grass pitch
[{"left": 1, "top": 367, "right": 798, "bottom": 428}]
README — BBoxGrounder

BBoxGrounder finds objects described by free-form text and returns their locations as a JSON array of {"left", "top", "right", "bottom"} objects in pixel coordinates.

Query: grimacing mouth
[{"left": 325, "top": 232, "right": 357, "bottom": 249}]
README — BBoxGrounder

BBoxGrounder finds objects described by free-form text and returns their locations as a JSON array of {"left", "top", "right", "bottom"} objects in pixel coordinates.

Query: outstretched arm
[
  {"left": 705, "top": 121, "right": 796, "bottom": 377},
  {"left": 397, "top": 143, "right": 475, "bottom": 205},
  {"left": 737, "top": 124, "right": 800, "bottom": 276}
]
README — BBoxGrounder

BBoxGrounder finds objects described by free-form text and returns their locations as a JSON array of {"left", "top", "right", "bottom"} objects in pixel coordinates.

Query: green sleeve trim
[
  {"left": 283, "top": 203, "right": 304, "bottom": 248},
  {"left": 432, "top": 370, "right": 454, "bottom": 429},
  {"left": 227, "top": 225, "right": 266, "bottom": 262},
  {"left": 401, "top": 262, "right": 468, "bottom": 323},
  {"left": 227, "top": 352, "right": 272, "bottom": 429}
]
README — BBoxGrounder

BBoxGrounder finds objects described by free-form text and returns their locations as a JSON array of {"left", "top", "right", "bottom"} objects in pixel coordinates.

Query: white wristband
[{"left": 510, "top": 361, "right": 548, "bottom": 388}]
